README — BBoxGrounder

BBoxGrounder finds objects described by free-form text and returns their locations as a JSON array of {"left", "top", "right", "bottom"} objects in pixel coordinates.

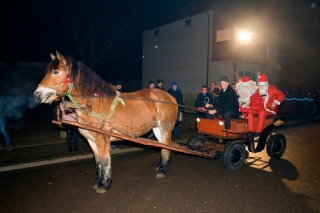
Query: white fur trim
[
  {"left": 274, "top": 100, "right": 280, "bottom": 105},
  {"left": 242, "top": 81, "right": 251, "bottom": 86},
  {"left": 258, "top": 82, "right": 268, "bottom": 86},
  {"left": 263, "top": 93, "right": 276, "bottom": 115}
]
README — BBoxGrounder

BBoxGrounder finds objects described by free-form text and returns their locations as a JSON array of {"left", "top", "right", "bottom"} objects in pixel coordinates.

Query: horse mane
[{"left": 47, "top": 56, "right": 116, "bottom": 97}]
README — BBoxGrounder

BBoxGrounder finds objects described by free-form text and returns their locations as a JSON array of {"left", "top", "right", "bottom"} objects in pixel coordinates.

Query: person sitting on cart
[
  {"left": 236, "top": 77, "right": 257, "bottom": 119},
  {"left": 247, "top": 73, "right": 285, "bottom": 137},
  {"left": 195, "top": 85, "right": 214, "bottom": 118},
  {"left": 206, "top": 75, "right": 239, "bottom": 130}
]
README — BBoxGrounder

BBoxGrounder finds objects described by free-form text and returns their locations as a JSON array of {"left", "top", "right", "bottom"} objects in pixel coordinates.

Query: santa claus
[
  {"left": 236, "top": 77, "right": 257, "bottom": 118},
  {"left": 247, "top": 73, "right": 285, "bottom": 136}
]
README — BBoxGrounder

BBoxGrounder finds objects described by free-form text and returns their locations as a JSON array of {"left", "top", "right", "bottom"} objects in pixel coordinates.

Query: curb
[{"left": 0, "top": 147, "right": 143, "bottom": 173}]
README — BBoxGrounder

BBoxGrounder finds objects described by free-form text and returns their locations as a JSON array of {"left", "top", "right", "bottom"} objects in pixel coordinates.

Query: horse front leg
[
  {"left": 78, "top": 129, "right": 102, "bottom": 190},
  {"left": 95, "top": 134, "right": 112, "bottom": 193},
  {"left": 85, "top": 140, "right": 102, "bottom": 190}
]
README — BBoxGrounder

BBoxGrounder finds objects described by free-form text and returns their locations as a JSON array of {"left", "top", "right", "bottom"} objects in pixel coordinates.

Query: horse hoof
[
  {"left": 156, "top": 173, "right": 166, "bottom": 178},
  {"left": 93, "top": 185, "right": 98, "bottom": 189},
  {"left": 96, "top": 188, "right": 107, "bottom": 193}
]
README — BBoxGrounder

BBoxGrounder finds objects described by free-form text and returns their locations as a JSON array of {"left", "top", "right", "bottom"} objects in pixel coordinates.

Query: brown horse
[{"left": 34, "top": 52, "right": 178, "bottom": 193}]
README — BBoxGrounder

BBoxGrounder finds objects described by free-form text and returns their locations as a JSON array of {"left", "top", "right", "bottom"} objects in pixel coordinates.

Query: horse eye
[{"left": 52, "top": 70, "right": 59, "bottom": 75}]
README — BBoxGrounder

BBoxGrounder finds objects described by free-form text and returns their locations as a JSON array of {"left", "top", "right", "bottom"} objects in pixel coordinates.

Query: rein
[{"left": 61, "top": 94, "right": 208, "bottom": 114}]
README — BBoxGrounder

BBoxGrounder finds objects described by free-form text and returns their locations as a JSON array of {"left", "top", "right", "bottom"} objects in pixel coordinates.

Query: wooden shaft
[{"left": 52, "top": 120, "right": 212, "bottom": 158}]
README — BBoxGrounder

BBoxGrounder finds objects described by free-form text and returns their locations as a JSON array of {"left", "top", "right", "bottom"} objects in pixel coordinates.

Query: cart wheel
[
  {"left": 266, "top": 133, "right": 286, "bottom": 159},
  {"left": 221, "top": 141, "right": 247, "bottom": 171},
  {"left": 187, "top": 134, "right": 206, "bottom": 148},
  {"left": 187, "top": 134, "right": 199, "bottom": 145}
]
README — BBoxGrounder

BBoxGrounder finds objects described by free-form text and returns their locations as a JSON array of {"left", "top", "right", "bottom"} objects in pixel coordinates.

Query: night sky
[{"left": 1, "top": 0, "right": 320, "bottom": 93}]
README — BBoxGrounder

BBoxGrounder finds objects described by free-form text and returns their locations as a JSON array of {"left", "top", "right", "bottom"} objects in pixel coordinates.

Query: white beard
[
  {"left": 259, "top": 85, "right": 268, "bottom": 95},
  {"left": 236, "top": 81, "right": 257, "bottom": 105}
]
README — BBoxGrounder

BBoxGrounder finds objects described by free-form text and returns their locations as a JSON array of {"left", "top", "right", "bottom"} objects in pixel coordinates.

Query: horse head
[{"left": 34, "top": 51, "right": 76, "bottom": 103}]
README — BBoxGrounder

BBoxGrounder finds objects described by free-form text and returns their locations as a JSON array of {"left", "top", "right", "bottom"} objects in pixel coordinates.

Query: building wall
[
  {"left": 143, "top": 12, "right": 210, "bottom": 92},
  {"left": 143, "top": 10, "right": 280, "bottom": 92}
]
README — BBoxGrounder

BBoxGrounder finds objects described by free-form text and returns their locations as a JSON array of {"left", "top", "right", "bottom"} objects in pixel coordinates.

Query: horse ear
[
  {"left": 50, "top": 53, "right": 56, "bottom": 61},
  {"left": 56, "top": 51, "right": 66, "bottom": 65}
]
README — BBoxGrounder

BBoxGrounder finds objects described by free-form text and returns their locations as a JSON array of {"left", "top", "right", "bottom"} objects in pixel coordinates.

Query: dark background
[{"left": 1, "top": 0, "right": 320, "bottom": 92}]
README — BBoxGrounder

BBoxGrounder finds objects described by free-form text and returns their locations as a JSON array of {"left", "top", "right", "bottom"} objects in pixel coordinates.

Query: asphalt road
[{"left": 0, "top": 122, "right": 320, "bottom": 213}]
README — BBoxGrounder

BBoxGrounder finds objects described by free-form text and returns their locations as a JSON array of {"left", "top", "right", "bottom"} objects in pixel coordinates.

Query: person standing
[
  {"left": 209, "top": 81, "right": 216, "bottom": 94},
  {"left": 115, "top": 81, "right": 123, "bottom": 92},
  {"left": 148, "top": 81, "right": 155, "bottom": 89},
  {"left": 60, "top": 102, "right": 79, "bottom": 153},
  {"left": 0, "top": 108, "right": 11, "bottom": 151},
  {"left": 195, "top": 85, "right": 214, "bottom": 118},
  {"left": 207, "top": 75, "right": 239, "bottom": 130},
  {"left": 155, "top": 79, "right": 166, "bottom": 91},
  {"left": 167, "top": 81, "right": 183, "bottom": 137},
  {"left": 209, "top": 81, "right": 220, "bottom": 106}
]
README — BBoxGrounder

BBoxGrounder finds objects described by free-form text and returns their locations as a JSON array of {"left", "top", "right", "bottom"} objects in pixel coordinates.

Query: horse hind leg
[
  {"left": 153, "top": 126, "right": 171, "bottom": 178},
  {"left": 156, "top": 149, "right": 171, "bottom": 178}
]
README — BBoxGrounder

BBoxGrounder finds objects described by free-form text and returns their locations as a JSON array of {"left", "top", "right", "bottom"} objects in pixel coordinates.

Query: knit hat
[
  {"left": 258, "top": 73, "right": 268, "bottom": 85},
  {"left": 115, "top": 80, "right": 122, "bottom": 86},
  {"left": 157, "top": 79, "right": 163, "bottom": 84},
  {"left": 220, "top": 75, "right": 230, "bottom": 83},
  {"left": 241, "top": 77, "right": 251, "bottom": 86},
  {"left": 149, "top": 81, "right": 155, "bottom": 86}
]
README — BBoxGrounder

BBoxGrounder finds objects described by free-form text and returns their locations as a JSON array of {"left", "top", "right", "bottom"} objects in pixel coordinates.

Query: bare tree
[{"left": 63, "top": 1, "right": 132, "bottom": 69}]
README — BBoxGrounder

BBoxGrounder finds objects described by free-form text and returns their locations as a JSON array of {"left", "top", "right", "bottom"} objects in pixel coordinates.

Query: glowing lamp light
[
  {"left": 238, "top": 32, "right": 251, "bottom": 42},
  {"left": 219, "top": 121, "right": 224, "bottom": 126},
  {"left": 196, "top": 118, "right": 200, "bottom": 122}
]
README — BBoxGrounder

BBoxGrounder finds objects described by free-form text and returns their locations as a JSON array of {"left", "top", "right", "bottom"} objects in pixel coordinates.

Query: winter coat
[
  {"left": 215, "top": 85, "right": 239, "bottom": 117},
  {"left": 195, "top": 92, "right": 214, "bottom": 108},
  {"left": 249, "top": 85, "right": 285, "bottom": 114},
  {"left": 60, "top": 102, "right": 77, "bottom": 122},
  {"left": 167, "top": 81, "right": 183, "bottom": 110}
]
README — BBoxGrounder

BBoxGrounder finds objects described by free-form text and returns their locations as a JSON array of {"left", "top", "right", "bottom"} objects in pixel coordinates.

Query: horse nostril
[{"left": 34, "top": 91, "right": 42, "bottom": 102}]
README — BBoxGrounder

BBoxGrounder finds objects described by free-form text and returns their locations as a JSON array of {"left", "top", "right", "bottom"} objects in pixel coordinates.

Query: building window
[
  {"left": 216, "top": 28, "right": 231, "bottom": 42},
  {"left": 154, "top": 29, "right": 159, "bottom": 35},
  {"left": 239, "top": 71, "right": 259, "bottom": 82},
  {"left": 185, "top": 19, "right": 191, "bottom": 26}
]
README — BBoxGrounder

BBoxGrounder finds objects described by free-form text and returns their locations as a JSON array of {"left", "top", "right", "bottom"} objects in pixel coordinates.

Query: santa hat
[
  {"left": 258, "top": 73, "right": 268, "bottom": 86},
  {"left": 241, "top": 77, "right": 251, "bottom": 86}
]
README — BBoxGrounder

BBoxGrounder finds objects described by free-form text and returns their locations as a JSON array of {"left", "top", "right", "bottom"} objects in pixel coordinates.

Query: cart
[{"left": 52, "top": 115, "right": 286, "bottom": 171}]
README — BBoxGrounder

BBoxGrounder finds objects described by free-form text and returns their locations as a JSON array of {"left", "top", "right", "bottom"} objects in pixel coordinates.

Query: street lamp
[{"left": 238, "top": 31, "right": 252, "bottom": 43}]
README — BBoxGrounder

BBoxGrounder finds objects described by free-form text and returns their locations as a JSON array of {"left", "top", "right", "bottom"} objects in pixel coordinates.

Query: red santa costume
[
  {"left": 236, "top": 77, "right": 257, "bottom": 118},
  {"left": 247, "top": 73, "right": 285, "bottom": 134}
]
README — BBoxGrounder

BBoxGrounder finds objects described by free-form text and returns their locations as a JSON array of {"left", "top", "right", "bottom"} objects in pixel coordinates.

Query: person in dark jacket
[
  {"left": 167, "top": 81, "right": 183, "bottom": 137},
  {"left": 195, "top": 85, "right": 214, "bottom": 118},
  {"left": 115, "top": 80, "right": 123, "bottom": 92},
  {"left": 0, "top": 107, "right": 11, "bottom": 151},
  {"left": 148, "top": 81, "right": 155, "bottom": 89},
  {"left": 155, "top": 79, "right": 166, "bottom": 91},
  {"left": 207, "top": 75, "right": 239, "bottom": 130}
]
